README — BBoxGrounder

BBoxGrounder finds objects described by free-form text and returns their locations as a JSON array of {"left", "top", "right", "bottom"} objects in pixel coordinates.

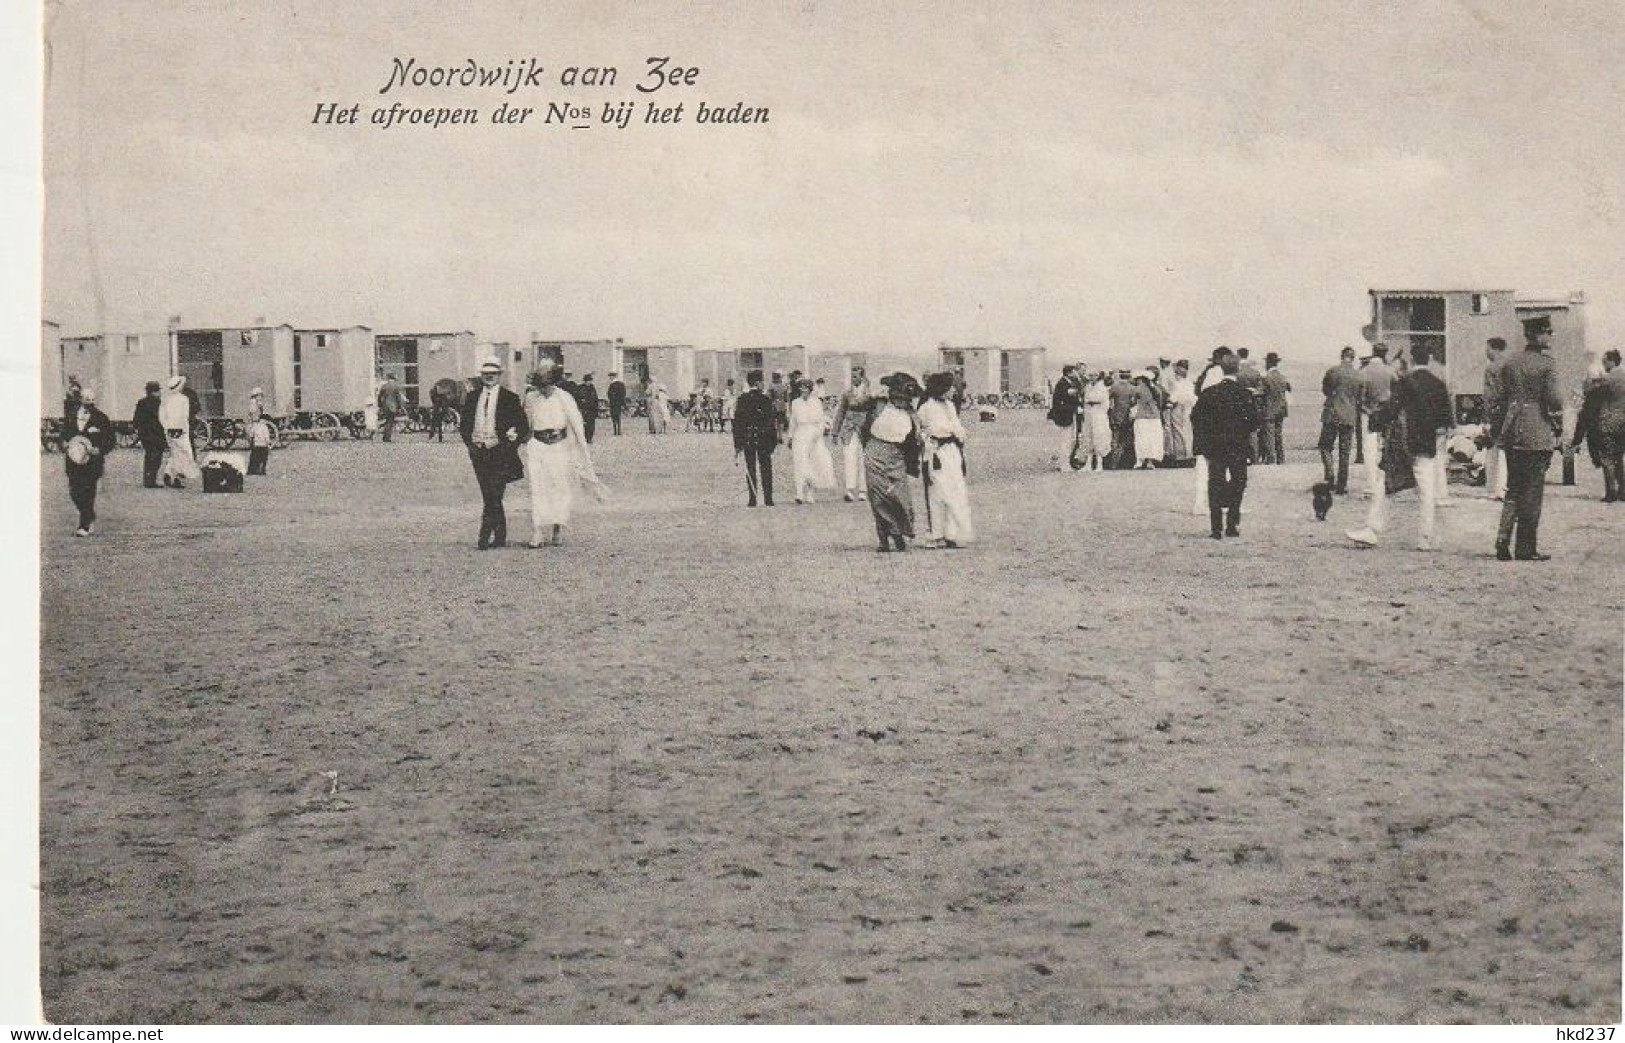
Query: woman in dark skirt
[{"left": 862, "top": 373, "right": 923, "bottom": 552}]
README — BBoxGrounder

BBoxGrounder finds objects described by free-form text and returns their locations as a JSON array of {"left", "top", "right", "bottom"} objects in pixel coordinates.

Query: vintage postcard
[{"left": 24, "top": 0, "right": 1623, "bottom": 1028}]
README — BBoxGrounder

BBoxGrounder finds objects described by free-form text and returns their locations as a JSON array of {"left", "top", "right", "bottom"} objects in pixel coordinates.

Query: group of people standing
[
  {"left": 1330, "top": 315, "right": 1581, "bottom": 560},
  {"left": 731, "top": 367, "right": 975, "bottom": 551},
  {"left": 60, "top": 375, "right": 213, "bottom": 537},
  {"left": 1049, "top": 349, "right": 1292, "bottom": 473}
]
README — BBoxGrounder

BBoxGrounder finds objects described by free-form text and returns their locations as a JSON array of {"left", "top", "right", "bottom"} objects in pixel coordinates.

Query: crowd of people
[
  {"left": 55, "top": 316, "right": 1617, "bottom": 562},
  {"left": 727, "top": 366, "right": 975, "bottom": 551},
  {"left": 1046, "top": 348, "right": 1293, "bottom": 474}
]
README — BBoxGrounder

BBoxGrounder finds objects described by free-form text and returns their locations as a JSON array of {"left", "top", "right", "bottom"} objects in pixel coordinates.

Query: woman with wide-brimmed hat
[
  {"left": 918, "top": 372, "right": 975, "bottom": 547},
  {"left": 861, "top": 373, "right": 923, "bottom": 552},
  {"left": 158, "top": 375, "right": 201, "bottom": 489},
  {"left": 521, "top": 364, "right": 605, "bottom": 547}
]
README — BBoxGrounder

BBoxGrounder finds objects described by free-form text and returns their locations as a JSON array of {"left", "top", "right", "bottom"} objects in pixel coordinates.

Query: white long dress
[
  {"left": 917, "top": 397, "right": 975, "bottom": 545},
  {"left": 522, "top": 388, "right": 601, "bottom": 535},
  {"left": 158, "top": 390, "right": 201, "bottom": 487},
  {"left": 788, "top": 395, "right": 836, "bottom": 501}
]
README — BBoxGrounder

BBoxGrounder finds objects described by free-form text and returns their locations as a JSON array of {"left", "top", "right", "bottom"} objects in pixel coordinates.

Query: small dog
[{"left": 1312, "top": 482, "right": 1334, "bottom": 521}]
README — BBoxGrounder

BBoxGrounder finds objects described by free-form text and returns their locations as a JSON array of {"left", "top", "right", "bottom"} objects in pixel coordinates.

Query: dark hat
[
  {"left": 1264, "top": 352, "right": 1280, "bottom": 365},
  {"left": 887, "top": 372, "right": 922, "bottom": 399},
  {"left": 924, "top": 371, "right": 955, "bottom": 398},
  {"left": 1523, "top": 314, "right": 1553, "bottom": 335},
  {"left": 1210, "top": 346, "right": 1229, "bottom": 362},
  {"left": 582, "top": 372, "right": 594, "bottom": 381},
  {"left": 145, "top": 380, "right": 161, "bottom": 393},
  {"left": 747, "top": 369, "right": 765, "bottom": 384}
]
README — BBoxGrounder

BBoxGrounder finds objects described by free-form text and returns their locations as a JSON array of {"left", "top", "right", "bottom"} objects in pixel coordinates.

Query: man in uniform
[
  {"left": 459, "top": 359, "right": 530, "bottom": 549},
  {"left": 1488, "top": 317, "right": 1563, "bottom": 561},
  {"left": 732, "top": 369, "right": 780, "bottom": 507},
  {"left": 606, "top": 371, "right": 627, "bottom": 435},
  {"left": 1319, "top": 346, "right": 1360, "bottom": 493}
]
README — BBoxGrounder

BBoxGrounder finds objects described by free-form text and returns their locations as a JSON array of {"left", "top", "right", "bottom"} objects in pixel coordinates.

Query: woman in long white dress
[
  {"left": 653, "top": 386, "right": 672, "bottom": 433},
  {"left": 918, "top": 372, "right": 975, "bottom": 547},
  {"left": 1167, "top": 361, "right": 1196, "bottom": 461},
  {"left": 522, "top": 365, "right": 605, "bottom": 547},
  {"left": 158, "top": 375, "right": 201, "bottom": 489},
  {"left": 788, "top": 379, "right": 836, "bottom": 503},
  {"left": 1080, "top": 373, "right": 1112, "bottom": 471}
]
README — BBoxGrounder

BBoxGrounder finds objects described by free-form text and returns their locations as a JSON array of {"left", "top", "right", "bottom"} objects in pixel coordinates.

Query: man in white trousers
[{"left": 1347, "top": 343, "right": 1453, "bottom": 550}]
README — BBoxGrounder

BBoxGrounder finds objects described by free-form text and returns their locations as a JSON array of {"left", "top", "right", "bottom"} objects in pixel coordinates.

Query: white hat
[
  {"left": 165, "top": 375, "right": 185, "bottom": 391},
  {"left": 479, "top": 358, "right": 502, "bottom": 374},
  {"left": 66, "top": 436, "right": 93, "bottom": 465}
]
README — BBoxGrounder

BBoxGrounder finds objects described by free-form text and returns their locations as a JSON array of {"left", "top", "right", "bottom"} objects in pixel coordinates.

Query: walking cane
[
  {"left": 741, "top": 450, "right": 758, "bottom": 503},
  {"left": 920, "top": 442, "right": 934, "bottom": 536}
]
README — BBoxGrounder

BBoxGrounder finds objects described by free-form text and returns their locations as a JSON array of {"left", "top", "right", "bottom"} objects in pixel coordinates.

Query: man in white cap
[
  {"left": 459, "top": 358, "right": 530, "bottom": 549},
  {"left": 159, "top": 375, "right": 200, "bottom": 489},
  {"left": 63, "top": 387, "right": 115, "bottom": 535}
]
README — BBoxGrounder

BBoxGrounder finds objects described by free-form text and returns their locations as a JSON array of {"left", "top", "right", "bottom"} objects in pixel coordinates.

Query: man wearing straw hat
[{"left": 459, "top": 357, "right": 531, "bottom": 549}]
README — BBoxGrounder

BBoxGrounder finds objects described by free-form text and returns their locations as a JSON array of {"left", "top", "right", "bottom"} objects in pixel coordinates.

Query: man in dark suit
[
  {"left": 574, "top": 373, "right": 599, "bottom": 443},
  {"left": 606, "top": 372, "right": 627, "bottom": 435},
  {"left": 459, "top": 359, "right": 531, "bottom": 549},
  {"left": 1049, "top": 364, "right": 1084, "bottom": 471},
  {"left": 732, "top": 369, "right": 780, "bottom": 507},
  {"left": 1191, "top": 349, "right": 1260, "bottom": 539},
  {"left": 1487, "top": 317, "right": 1564, "bottom": 561},
  {"left": 1319, "top": 345, "right": 1360, "bottom": 493},
  {"left": 132, "top": 381, "right": 166, "bottom": 488},
  {"left": 63, "top": 387, "right": 116, "bottom": 536}
]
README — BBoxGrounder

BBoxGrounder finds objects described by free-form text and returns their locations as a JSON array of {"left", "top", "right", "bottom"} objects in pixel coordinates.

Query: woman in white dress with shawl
[
  {"left": 918, "top": 372, "right": 975, "bottom": 547},
  {"left": 787, "top": 378, "right": 836, "bottom": 503},
  {"left": 522, "top": 365, "right": 605, "bottom": 547}
]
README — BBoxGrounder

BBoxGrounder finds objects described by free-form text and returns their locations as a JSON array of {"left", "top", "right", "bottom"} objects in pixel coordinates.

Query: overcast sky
[{"left": 42, "top": 0, "right": 1624, "bottom": 364}]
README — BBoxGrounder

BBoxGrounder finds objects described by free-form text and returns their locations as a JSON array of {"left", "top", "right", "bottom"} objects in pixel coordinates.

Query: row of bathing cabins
[
  {"left": 38, "top": 288, "right": 1589, "bottom": 420},
  {"left": 39, "top": 322, "right": 1051, "bottom": 419}
]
